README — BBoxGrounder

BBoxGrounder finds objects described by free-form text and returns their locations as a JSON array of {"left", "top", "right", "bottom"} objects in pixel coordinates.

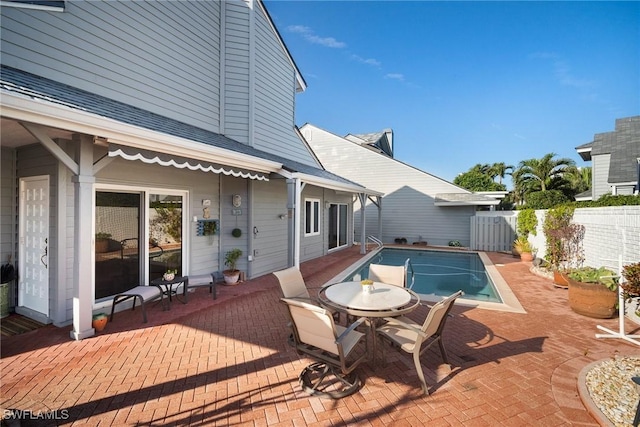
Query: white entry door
[{"left": 19, "top": 176, "right": 50, "bottom": 316}]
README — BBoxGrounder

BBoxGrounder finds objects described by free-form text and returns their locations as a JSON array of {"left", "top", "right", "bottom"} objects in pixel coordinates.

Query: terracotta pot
[
  {"left": 92, "top": 316, "right": 108, "bottom": 332},
  {"left": 553, "top": 271, "right": 569, "bottom": 289},
  {"left": 567, "top": 277, "right": 618, "bottom": 319},
  {"left": 520, "top": 252, "right": 533, "bottom": 262}
]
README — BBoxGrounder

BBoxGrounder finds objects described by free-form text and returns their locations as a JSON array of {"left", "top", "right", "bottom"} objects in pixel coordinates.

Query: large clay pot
[
  {"left": 567, "top": 278, "right": 618, "bottom": 319},
  {"left": 553, "top": 271, "right": 569, "bottom": 289}
]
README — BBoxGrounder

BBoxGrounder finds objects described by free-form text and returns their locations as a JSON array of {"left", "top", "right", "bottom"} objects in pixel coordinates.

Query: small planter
[
  {"left": 520, "top": 252, "right": 534, "bottom": 262},
  {"left": 553, "top": 271, "right": 569, "bottom": 289},
  {"left": 567, "top": 277, "right": 618, "bottom": 319},
  {"left": 223, "top": 270, "right": 241, "bottom": 285},
  {"left": 163, "top": 273, "right": 175, "bottom": 281},
  {"left": 92, "top": 314, "right": 108, "bottom": 332}
]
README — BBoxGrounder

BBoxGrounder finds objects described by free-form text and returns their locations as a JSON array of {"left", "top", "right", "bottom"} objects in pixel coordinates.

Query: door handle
[{"left": 41, "top": 237, "right": 48, "bottom": 269}]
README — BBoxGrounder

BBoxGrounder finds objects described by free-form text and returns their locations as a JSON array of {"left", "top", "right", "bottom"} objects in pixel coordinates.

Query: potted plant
[
  {"left": 513, "top": 236, "right": 534, "bottom": 262},
  {"left": 543, "top": 206, "right": 585, "bottom": 288},
  {"left": 95, "top": 232, "right": 112, "bottom": 253},
  {"left": 92, "top": 312, "right": 108, "bottom": 332},
  {"left": 513, "top": 208, "right": 537, "bottom": 258},
  {"left": 223, "top": 248, "right": 243, "bottom": 285},
  {"left": 567, "top": 266, "right": 618, "bottom": 319},
  {"left": 163, "top": 269, "right": 177, "bottom": 281}
]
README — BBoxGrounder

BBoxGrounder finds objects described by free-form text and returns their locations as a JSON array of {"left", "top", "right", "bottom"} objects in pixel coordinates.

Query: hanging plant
[
  {"left": 232, "top": 228, "right": 242, "bottom": 238},
  {"left": 203, "top": 221, "right": 217, "bottom": 236}
]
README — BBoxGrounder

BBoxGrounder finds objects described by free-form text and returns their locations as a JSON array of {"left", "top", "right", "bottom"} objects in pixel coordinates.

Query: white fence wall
[{"left": 474, "top": 206, "right": 640, "bottom": 269}]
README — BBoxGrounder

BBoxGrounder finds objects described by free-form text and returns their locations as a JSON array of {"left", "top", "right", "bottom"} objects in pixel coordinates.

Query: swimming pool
[{"left": 343, "top": 248, "right": 500, "bottom": 303}]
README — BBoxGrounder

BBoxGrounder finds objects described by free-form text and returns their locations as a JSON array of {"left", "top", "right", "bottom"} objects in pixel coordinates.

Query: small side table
[{"left": 151, "top": 276, "right": 188, "bottom": 310}]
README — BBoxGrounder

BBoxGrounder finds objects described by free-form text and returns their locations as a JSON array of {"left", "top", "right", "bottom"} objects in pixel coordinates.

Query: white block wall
[{"left": 527, "top": 206, "right": 640, "bottom": 270}]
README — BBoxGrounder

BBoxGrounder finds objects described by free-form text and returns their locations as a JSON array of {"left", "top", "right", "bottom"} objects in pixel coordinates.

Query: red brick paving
[{"left": 1, "top": 247, "right": 638, "bottom": 426}]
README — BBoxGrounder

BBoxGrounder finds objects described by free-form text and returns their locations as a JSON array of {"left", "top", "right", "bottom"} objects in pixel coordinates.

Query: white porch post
[
  {"left": 294, "top": 179, "right": 304, "bottom": 268},
  {"left": 70, "top": 136, "right": 95, "bottom": 340},
  {"left": 358, "top": 193, "right": 366, "bottom": 254}
]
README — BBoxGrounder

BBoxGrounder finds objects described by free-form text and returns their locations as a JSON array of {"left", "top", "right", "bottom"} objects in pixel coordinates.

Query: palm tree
[
  {"left": 514, "top": 153, "right": 575, "bottom": 192},
  {"left": 564, "top": 166, "right": 592, "bottom": 195},
  {"left": 490, "top": 162, "right": 514, "bottom": 185}
]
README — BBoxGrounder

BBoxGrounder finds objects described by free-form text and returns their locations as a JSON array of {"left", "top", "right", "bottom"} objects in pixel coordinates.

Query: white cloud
[
  {"left": 530, "top": 51, "right": 594, "bottom": 89},
  {"left": 350, "top": 54, "right": 381, "bottom": 67},
  {"left": 286, "top": 25, "right": 346, "bottom": 48},
  {"left": 384, "top": 73, "right": 405, "bottom": 81}
]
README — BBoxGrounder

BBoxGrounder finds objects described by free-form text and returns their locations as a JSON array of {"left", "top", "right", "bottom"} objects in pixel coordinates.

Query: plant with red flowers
[{"left": 621, "top": 262, "right": 640, "bottom": 299}]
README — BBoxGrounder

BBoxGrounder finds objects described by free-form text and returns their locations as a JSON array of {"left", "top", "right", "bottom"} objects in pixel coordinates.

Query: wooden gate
[{"left": 470, "top": 214, "right": 517, "bottom": 252}]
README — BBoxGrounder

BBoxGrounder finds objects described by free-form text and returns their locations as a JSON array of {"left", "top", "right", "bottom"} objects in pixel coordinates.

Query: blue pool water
[{"left": 344, "top": 248, "right": 502, "bottom": 303}]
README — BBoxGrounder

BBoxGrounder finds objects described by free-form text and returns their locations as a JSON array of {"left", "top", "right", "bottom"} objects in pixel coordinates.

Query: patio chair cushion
[
  {"left": 186, "top": 272, "right": 218, "bottom": 300},
  {"left": 110, "top": 285, "right": 163, "bottom": 323}
]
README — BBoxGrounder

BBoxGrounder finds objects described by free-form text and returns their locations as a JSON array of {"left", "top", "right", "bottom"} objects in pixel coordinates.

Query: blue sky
[{"left": 265, "top": 1, "right": 639, "bottom": 186}]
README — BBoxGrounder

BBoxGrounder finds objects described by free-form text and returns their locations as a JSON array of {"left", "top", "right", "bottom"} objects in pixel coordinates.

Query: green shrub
[
  {"left": 575, "top": 194, "right": 640, "bottom": 208},
  {"left": 516, "top": 208, "right": 538, "bottom": 237},
  {"left": 525, "top": 190, "right": 570, "bottom": 209}
]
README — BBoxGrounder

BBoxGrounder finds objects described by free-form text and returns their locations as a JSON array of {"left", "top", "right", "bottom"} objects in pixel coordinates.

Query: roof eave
[{"left": 1, "top": 92, "right": 283, "bottom": 174}]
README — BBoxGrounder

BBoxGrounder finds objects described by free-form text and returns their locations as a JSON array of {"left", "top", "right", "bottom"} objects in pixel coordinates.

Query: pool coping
[{"left": 325, "top": 246, "right": 527, "bottom": 314}]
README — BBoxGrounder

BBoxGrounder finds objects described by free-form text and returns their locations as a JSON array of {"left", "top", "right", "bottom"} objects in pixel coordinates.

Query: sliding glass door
[
  {"left": 328, "top": 203, "right": 348, "bottom": 250},
  {"left": 148, "top": 193, "right": 183, "bottom": 282},
  {"left": 95, "top": 188, "right": 186, "bottom": 302}
]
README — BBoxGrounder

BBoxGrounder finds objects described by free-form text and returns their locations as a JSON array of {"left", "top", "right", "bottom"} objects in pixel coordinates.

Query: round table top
[{"left": 324, "top": 281, "right": 414, "bottom": 314}]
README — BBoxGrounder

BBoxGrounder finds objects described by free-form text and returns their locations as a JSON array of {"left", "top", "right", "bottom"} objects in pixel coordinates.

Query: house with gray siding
[
  {"left": 0, "top": 0, "right": 379, "bottom": 340},
  {"left": 575, "top": 115, "right": 640, "bottom": 200},
  {"left": 301, "top": 124, "right": 500, "bottom": 247}
]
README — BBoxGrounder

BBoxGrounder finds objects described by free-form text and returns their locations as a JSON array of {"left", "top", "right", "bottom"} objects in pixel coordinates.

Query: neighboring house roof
[
  {"left": 434, "top": 193, "right": 500, "bottom": 206},
  {"left": 302, "top": 123, "right": 496, "bottom": 207},
  {"left": 0, "top": 65, "right": 366, "bottom": 192},
  {"left": 575, "top": 189, "right": 593, "bottom": 201},
  {"left": 577, "top": 116, "right": 640, "bottom": 185},
  {"left": 345, "top": 128, "right": 393, "bottom": 157}
]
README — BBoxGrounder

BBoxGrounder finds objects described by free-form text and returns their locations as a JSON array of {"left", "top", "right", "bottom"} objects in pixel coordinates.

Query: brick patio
[{"left": 1, "top": 247, "right": 637, "bottom": 426}]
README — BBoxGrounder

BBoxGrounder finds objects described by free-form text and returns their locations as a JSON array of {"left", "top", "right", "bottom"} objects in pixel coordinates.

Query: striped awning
[{"left": 108, "top": 144, "right": 269, "bottom": 181}]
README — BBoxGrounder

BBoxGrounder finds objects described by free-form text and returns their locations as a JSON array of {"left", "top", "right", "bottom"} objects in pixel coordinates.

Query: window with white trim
[{"left": 304, "top": 198, "right": 320, "bottom": 236}]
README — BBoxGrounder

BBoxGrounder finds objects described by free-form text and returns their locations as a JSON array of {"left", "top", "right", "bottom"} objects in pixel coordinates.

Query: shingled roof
[
  {"left": 577, "top": 116, "right": 640, "bottom": 185},
  {"left": 1, "top": 65, "right": 363, "bottom": 188}
]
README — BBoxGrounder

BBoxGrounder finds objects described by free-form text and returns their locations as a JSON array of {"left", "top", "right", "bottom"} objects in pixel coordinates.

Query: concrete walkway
[{"left": 1, "top": 247, "right": 637, "bottom": 426}]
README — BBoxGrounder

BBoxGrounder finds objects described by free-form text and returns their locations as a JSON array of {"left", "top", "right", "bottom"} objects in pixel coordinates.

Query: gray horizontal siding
[
  {"left": 1, "top": 1, "right": 222, "bottom": 132},
  {"left": 592, "top": 154, "right": 611, "bottom": 198},
  {"left": 223, "top": 1, "right": 250, "bottom": 144}
]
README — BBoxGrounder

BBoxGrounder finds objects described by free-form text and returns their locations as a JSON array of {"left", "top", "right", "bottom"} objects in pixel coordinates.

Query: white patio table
[{"left": 318, "top": 281, "right": 420, "bottom": 366}]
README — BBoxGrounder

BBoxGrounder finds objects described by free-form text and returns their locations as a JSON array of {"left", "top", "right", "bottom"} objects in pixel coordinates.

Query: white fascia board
[
  {"left": 1, "top": 92, "right": 282, "bottom": 174},
  {"left": 283, "top": 170, "right": 383, "bottom": 196},
  {"left": 434, "top": 200, "right": 500, "bottom": 207}
]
